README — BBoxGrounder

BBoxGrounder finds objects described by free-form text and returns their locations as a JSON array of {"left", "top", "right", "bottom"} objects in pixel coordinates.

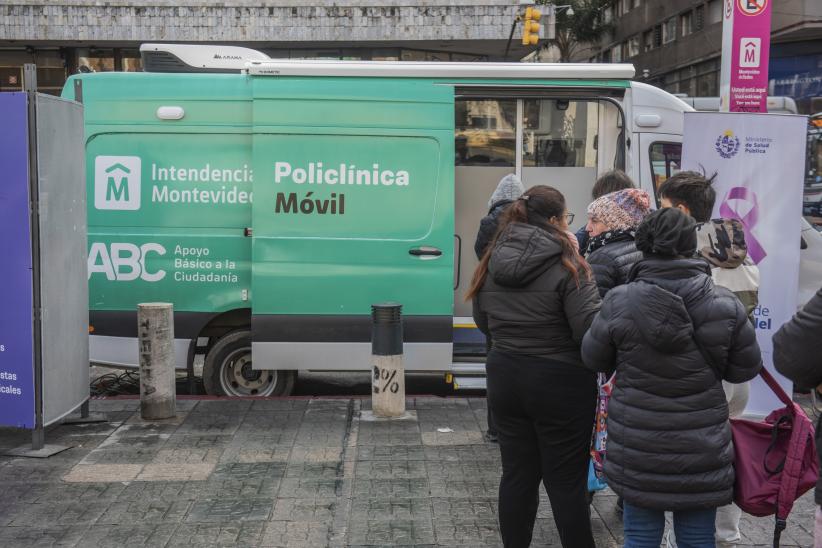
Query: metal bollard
[
  {"left": 371, "top": 302, "right": 405, "bottom": 418},
  {"left": 137, "top": 303, "right": 176, "bottom": 420}
]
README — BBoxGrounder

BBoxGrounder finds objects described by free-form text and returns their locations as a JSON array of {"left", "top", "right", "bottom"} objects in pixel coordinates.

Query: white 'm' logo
[{"left": 95, "top": 156, "right": 141, "bottom": 210}]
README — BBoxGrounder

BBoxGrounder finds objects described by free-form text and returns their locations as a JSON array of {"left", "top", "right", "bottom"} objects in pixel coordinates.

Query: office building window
[
  {"left": 644, "top": 30, "right": 654, "bottom": 52},
  {"left": 654, "top": 25, "right": 663, "bottom": 48},
  {"left": 695, "top": 5, "right": 705, "bottom": 31},
  {"left": 627, "top": 36, "right": 641, "bottom": 58},
  {"left": 708, "top": 0, "right": 723, "bottom": 24},
  {"left": 681, "top": 12, "right": 693, "bottom": 36},
  {"left": 663, "top": 17, "right": 677, "bottom": 44}
]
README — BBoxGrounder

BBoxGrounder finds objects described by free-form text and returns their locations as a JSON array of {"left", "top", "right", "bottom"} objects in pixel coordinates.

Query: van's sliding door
[{"left": 249, "top": 77, "right": 455, "bottom": 371}]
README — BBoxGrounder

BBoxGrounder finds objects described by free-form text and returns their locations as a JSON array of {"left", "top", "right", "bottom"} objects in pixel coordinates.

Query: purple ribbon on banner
[{"left": 719, "top": 186, "right": 767, "bottom": 264}]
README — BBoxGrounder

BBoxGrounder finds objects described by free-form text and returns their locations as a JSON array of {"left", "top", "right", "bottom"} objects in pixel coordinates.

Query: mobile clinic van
[{"left": 64, "top": 43, "right": 694, "bottom": 396}]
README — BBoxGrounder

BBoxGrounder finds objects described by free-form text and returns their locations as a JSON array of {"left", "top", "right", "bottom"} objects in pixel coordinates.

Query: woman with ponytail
[{"left": 468, "top": 185, "right": 601, "bottom": 548}]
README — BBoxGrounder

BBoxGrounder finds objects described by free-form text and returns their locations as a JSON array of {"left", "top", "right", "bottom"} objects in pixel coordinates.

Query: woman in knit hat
[
  {"left": 582, "top": 208, "right": 762, "bottom": 547},
  {"left": 584, "top": 188, "right": 652, "bottom": 297}
]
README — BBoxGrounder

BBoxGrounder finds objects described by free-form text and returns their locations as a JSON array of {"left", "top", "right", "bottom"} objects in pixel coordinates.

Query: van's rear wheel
[{"left": 202, "top": 330, "right": 295, "bottom": 397}]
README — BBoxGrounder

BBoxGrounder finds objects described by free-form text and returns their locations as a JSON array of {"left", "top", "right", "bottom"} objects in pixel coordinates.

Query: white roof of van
[
  {"left": 246, "top": 59, "right": 636, "bottom": 80},
  {"left": 140, "top": 43, "right": 635, "bottom": 80}
]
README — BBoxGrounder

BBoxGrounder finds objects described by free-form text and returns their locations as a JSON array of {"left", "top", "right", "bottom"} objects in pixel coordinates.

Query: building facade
[
  {"left": 583, "top": 0, "right": 822, "bottom": 114},
  {"left": 0, "top": 0, "right": 529, "bottom": 95}
]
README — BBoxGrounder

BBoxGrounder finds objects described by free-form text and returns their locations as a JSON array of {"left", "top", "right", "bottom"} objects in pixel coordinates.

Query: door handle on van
[
  {"left": 244, "top": 228, "right": 253, "bottom": 237},
  {"left": 409, "top": 247, "right": 442, "bottom": 258}
]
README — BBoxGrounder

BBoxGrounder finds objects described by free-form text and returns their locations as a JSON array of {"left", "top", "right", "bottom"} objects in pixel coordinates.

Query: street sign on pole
[{"left": 719, "top": 0, "right": 773, "bottom": 112}]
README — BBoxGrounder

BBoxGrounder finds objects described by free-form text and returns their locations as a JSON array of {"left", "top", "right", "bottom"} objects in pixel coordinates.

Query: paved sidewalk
[{"left": 0, "top": 397, "right": 815, "bottom": 547}]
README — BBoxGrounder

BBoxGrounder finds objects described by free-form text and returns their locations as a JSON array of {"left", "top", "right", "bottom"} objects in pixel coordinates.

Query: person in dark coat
[
  {"left": 773, "top": 286, "right": 822, "bottom": 547},
  {"left": 576, "top": 169, "right": 635, "bottom": 254},
  {"left": 581, "top": 208, "right": 762, "bottom": 547},
  {"left": 474, "top": 173, "right": 525, "bottom": 443},
  {"left": 474, "top": 173, "right": 525, "bottom": 259},
  {"left": 584, "top": 188, "right": 651, "bottom": 297},
  {"left": 468, "top": 185, "right": 601, "bottom": 548}
]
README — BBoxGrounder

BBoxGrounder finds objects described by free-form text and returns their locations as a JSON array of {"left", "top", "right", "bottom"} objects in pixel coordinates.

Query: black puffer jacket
[
  {"left": 773, "top": 287, "right": 822, "bottom": 504},
  {"left": 587, "top": 238, "right": 643, "bottom": 297},
  {"left": 474, "top": 200, "right": 513, "bottom": 259},
  {"left": 473, "top": 222, "right": 601, "bottom": 364},
  {"left": 582, "top": 258, "right": 762, "bottom": 510}
]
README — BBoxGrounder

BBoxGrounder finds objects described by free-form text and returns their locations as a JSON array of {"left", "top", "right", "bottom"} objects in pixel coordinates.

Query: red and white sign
[{"left": 719, "top": 0, "right": 772, "bottom": 112}]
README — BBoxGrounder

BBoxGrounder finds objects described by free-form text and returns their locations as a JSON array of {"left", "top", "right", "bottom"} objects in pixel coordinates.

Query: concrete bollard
[
  {"left": 137, "top": 303, "right": 176, "bottom": 420},
  {"left": 371, "top": 302, "right": 405, "bottom": 418}
]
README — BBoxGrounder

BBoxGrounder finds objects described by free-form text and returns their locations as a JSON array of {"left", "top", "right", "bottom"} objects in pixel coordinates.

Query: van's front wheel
[{"left": 203, "top": 330, "right": 295, "bottom": 397}]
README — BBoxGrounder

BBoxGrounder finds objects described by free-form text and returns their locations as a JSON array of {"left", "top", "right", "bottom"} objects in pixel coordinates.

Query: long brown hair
[{"left": 465, "top": 185, "right": 591, "bottom": 301}]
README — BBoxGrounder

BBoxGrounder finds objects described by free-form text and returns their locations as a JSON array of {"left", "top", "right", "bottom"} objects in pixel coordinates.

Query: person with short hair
[
  {"left": 582, "top": 208, "right": 762, "bottom": 548},
  {"left": 659, "top": 170, "right": 761, "bottom": 546}
]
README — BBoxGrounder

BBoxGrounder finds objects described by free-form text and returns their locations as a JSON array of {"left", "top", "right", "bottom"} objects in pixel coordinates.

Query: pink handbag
[{"left": 730, "top": 367, "right": 819, "bottom": 548}]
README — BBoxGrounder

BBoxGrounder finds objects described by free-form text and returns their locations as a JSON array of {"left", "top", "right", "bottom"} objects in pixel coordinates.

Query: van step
[
  {"left": 452, "top": 376, "right": 487, "bottom": 391},
  {"left": 450, "top": 362, "right": 486, "bottom": 375}
]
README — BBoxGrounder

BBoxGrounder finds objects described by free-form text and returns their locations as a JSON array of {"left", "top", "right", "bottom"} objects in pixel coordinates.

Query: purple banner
[
  {"left": 729, "top": 0, "right": 772, "bottom": 112},
  {"left": 0, "top": 92, "right": 35, "bottom": 429}
]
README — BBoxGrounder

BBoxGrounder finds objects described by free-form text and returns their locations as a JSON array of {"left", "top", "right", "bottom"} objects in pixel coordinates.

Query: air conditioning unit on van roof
[{"left": 140, "top": 43, "right": 270, "bottom": 73}]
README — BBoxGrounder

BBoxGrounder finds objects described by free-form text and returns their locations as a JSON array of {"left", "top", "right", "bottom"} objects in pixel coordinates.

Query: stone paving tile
[
  {"left": 432, "top": 516, "right": 501, "bottom": 546},
  {"left": 77, "top": 523, "right": 177, "bottom": 547},
  {"left": 186, "top": 497, "right": 274, "bottom": 523},
  {"left": 350, "top": 499, "right": 432, "bottom": 521},
  {"left": 195, "top": 399, "right": 253, "bottom": 413},
  {"left": 428, "top": 477, "right": 499, "bottom": 499},
  {"left": 250, "top": 399, "right": 310, "bottom": 411},
  {"left": 355, "top": 460, "right": 428, "bottom": 480},
  {"left": 6, "top": 501, "right": 109, "bottom": 526},
  {"left": 357, "top": 431, "right": 424, "bottom": 446},
  {"left": 167, "top": 522, "right": 266, "bottom": 547},
  {"left": 352, "top": 478, "right": 431, "bottom": 499},
  {"left": 271, "top": 498, "right": 337, "bottom": 521},
  {"left": 357, "top": 444, "right": 427, "bottom": 461},
  {"left": 220, "top": 446, "right": 293, "bottom": 464},
  {"left": 258, "top": 520, "right": 331, "bottom": 547},
  {"left": 176, "top": 414, "right": 244, "bottom": 436},
  {"left": 278, "top": 477, "right": 341, "bottom": 498},
  {"left": 151, "top": 446, "right": 225, "bottom": 464},
  {"left": 115, "top": 481, "right": 195, "bottom": 502},
  {"left": 289, "top": 446, "right": 344, "bottom": 463},
  {"left": 347, "top": 519, "right": 436, "bottom": 545},
  {"left": 285, "top": 462, "right": 342, "bottom": 479},
  {"left": 135, "top": 462, "right": 216, "bottom": 481},
  {"left": 421, "top": 430, "right": 485, "bottom": 446},
  {"left": 62, "top": 463, "right": 143, "bottom": 483},
  {"left": 0, "top": 525, "right": 88, "bottom": 547},
  {"left": 96, "top": 499, "right": 193, "bottom": 525}
]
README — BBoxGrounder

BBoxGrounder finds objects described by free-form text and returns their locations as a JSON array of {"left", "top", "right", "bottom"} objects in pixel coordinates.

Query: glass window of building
[
  {"left": 612, "top": 45, "right": 623, "bottom": 63},
  {"left": 663, "top": 17, "right": 677, "bottom": 43},
  {"left": 521, "top": 100, "right": 600, "bottom": 168},
  {"left": 628, "top": 36, "right": 641, "bottom": 58},
  {"left": 455, "top": 100, "right": 516, "bottom": 167},
  {"left": 681, "top": 11, "right": 694, "bottom": 36},
  {"left": 644, "top": 30, "right": 654, "bottom": 52},
  {"left": 695, "top": 5, "right": 705, "bottom": 31},
  {"left": 708, "top": 0, "right": 723, "bottom": 24}
]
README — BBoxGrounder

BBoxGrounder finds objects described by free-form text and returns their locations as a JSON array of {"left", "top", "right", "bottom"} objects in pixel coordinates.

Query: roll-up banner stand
[
  {"left": 682, "top": 111, "right": 808, "bottom": 417},
  {"left": 0, "top": 65, "right": 90, "bottom": 457}
]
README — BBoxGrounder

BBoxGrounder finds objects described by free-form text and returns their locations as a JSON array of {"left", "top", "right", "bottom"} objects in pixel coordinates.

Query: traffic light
[{"left": 521, "top": 7, "right": 542, "bottom": 46}]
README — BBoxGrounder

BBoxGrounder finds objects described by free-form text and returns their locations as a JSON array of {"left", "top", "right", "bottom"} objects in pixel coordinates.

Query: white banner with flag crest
[{"left": 682, "top": 111, "right": 807, "bottom": 416}]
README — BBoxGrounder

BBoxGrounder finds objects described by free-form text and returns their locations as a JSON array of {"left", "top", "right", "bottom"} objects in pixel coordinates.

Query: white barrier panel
[{"left": 682, "top": 111, "right": 807, "bottom": 416}]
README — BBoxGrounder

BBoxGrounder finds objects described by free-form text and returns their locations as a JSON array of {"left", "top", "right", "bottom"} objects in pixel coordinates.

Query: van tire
[{"left": 202, "top": 330, "right": 296, "bottom": 397}]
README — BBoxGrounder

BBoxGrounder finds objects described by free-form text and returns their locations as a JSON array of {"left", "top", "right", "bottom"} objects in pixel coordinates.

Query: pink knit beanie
[{"left": 587, "top": 189, "right": 652, "bottom": 231}]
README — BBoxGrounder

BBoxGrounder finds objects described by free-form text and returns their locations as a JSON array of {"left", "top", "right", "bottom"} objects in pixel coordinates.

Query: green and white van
[{"left": 64, "top": 43, "right": 695, "bottom": 396}]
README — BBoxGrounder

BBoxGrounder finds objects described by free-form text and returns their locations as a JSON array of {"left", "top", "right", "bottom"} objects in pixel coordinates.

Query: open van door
[{"left": 249, "top": 75, "right": 455, "bottom": 373}]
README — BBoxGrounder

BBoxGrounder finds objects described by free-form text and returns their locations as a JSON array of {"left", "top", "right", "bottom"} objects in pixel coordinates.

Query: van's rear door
[{"left": 250, "top": 76, "right": 455, "bottom": 371}]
